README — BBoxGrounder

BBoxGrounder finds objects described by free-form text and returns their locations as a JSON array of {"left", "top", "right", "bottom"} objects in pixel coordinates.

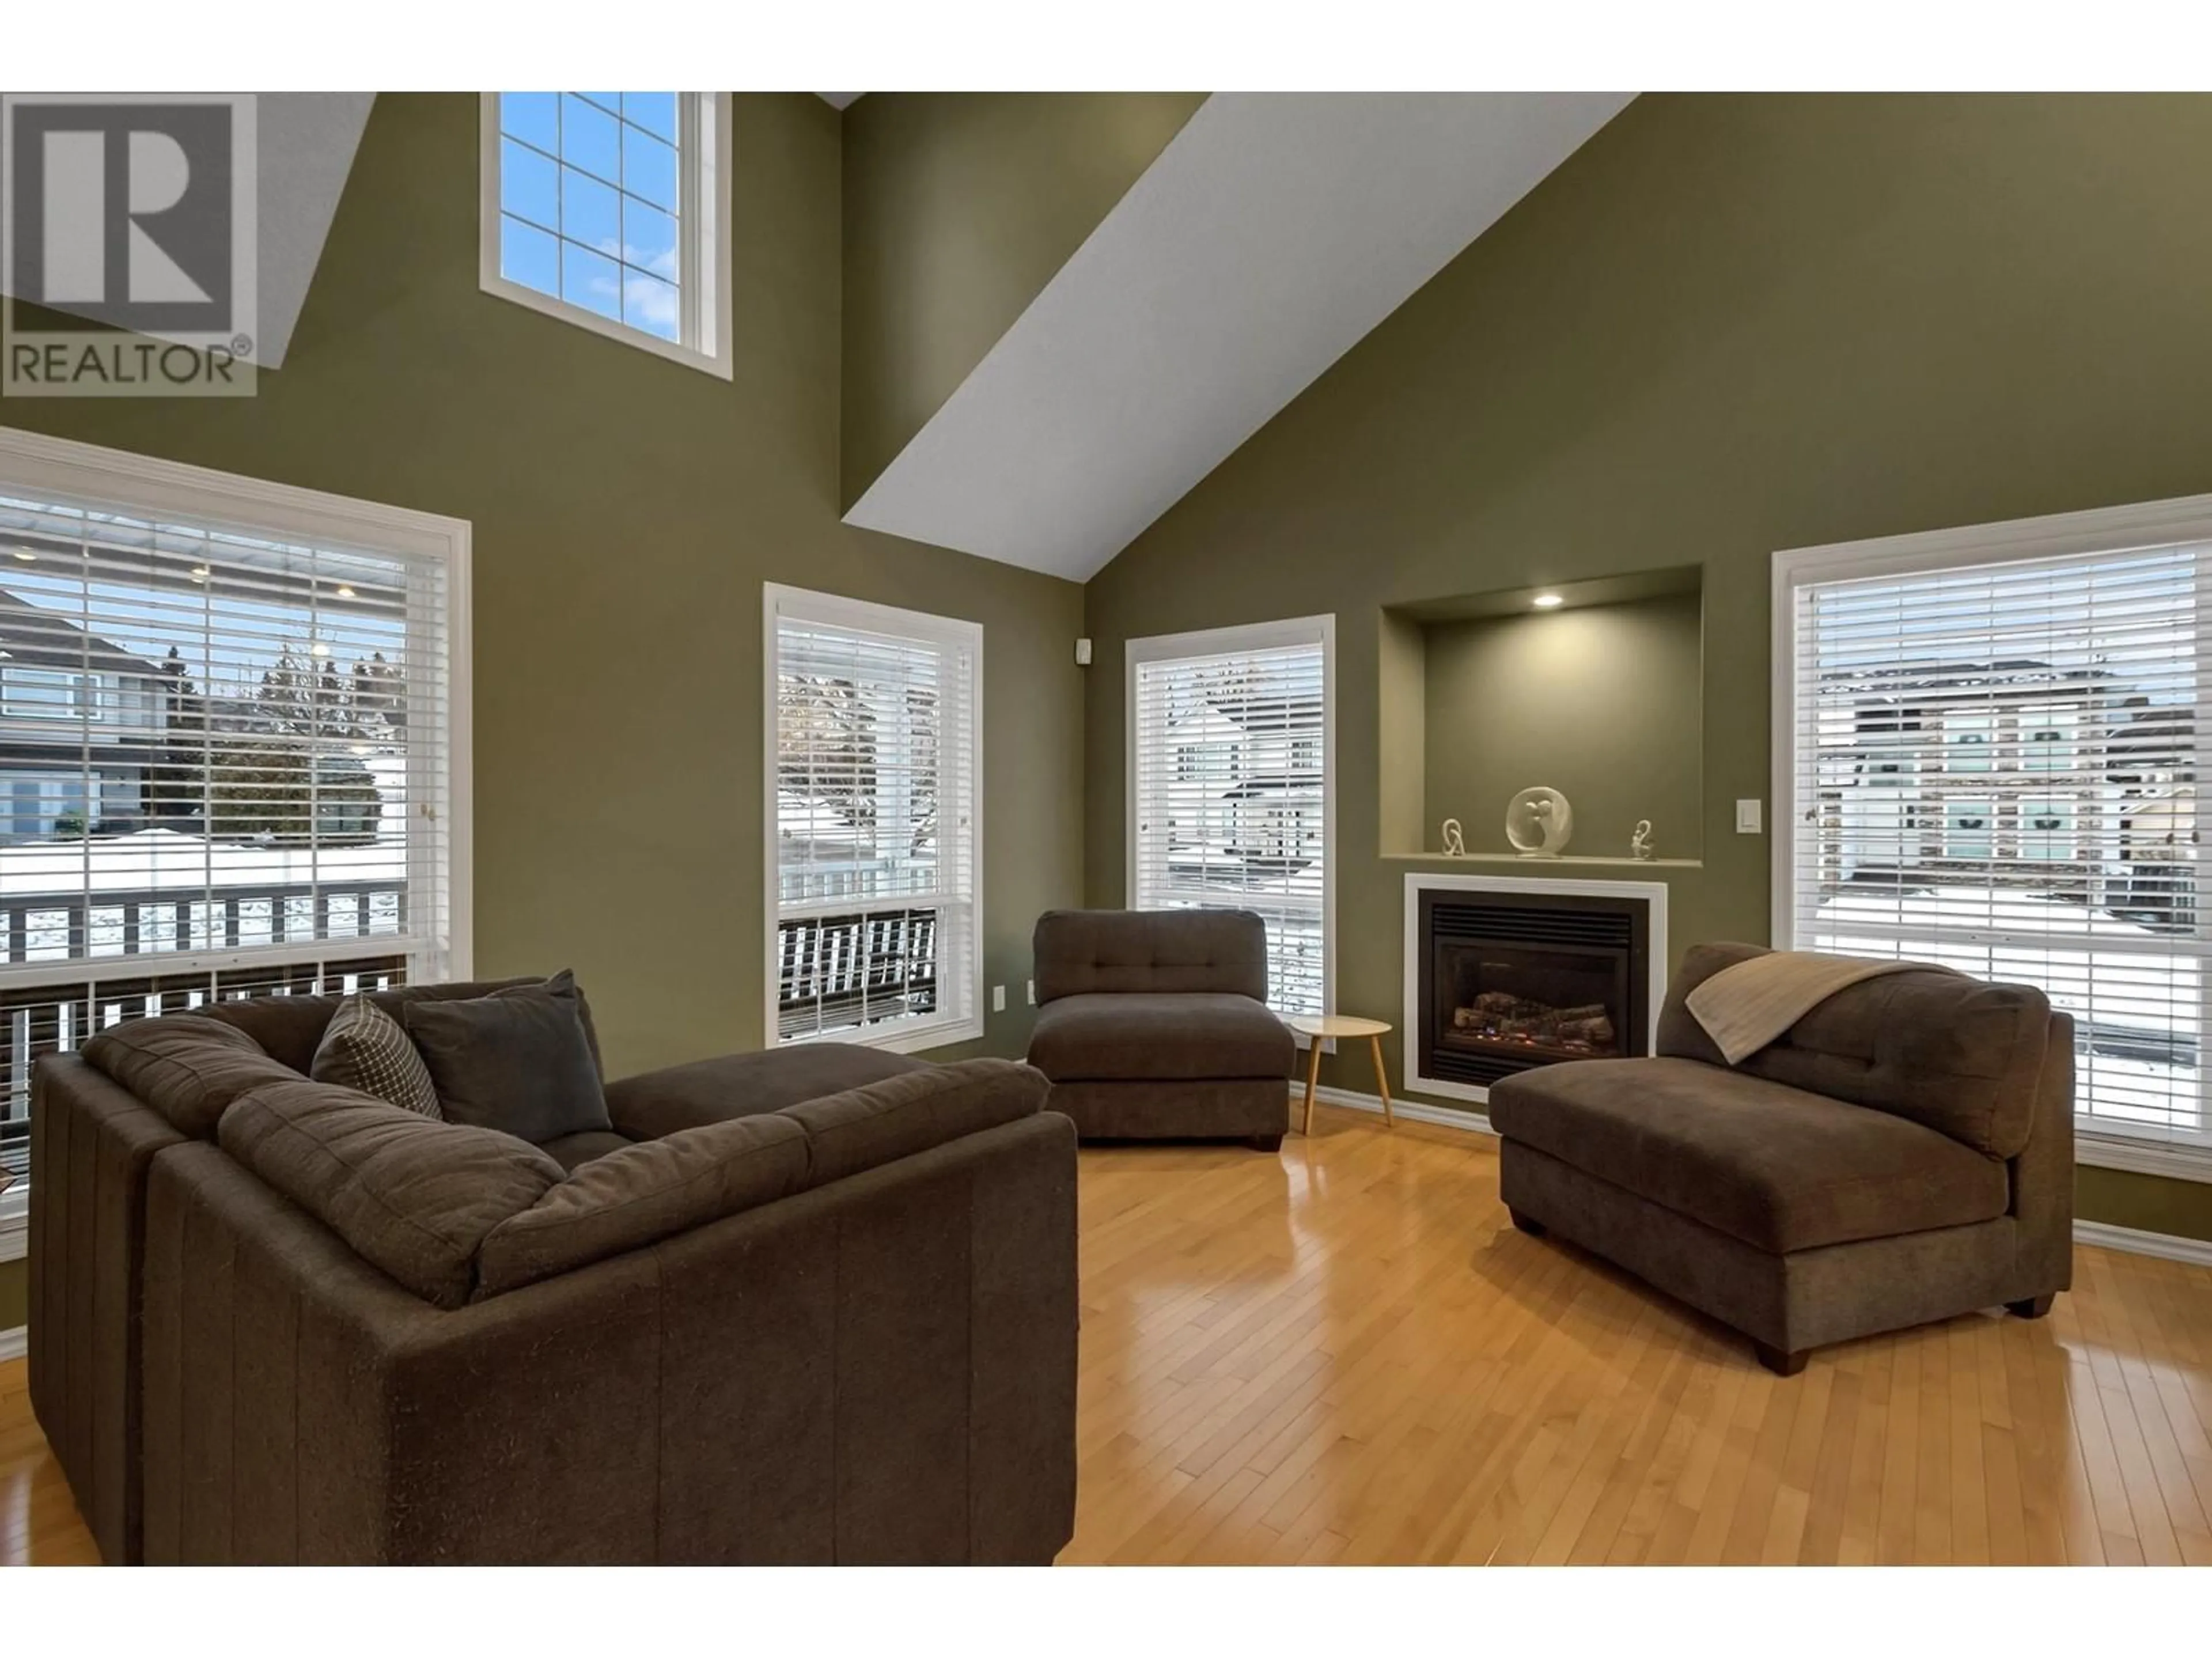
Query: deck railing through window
[
  {"left": 776, "top": 909, "right": 938, "bottom": 1042},
  {"left": 0, "top": 873, "right": 408, "bottom": 1184}
]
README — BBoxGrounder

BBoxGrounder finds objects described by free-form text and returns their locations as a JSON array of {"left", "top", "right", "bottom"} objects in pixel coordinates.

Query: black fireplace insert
[{"left": 1416, "top": 887, "right": 1651, "bottom": 1090}]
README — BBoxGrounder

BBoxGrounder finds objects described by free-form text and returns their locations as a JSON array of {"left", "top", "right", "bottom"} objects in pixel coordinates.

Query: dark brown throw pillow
[{"left": 404, "top": 972, "right": 611, "bottom": 1145}]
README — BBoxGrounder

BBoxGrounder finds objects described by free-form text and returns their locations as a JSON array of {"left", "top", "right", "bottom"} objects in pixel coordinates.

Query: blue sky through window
[{"left": 498, "top": 92, "right": 682, "bottom": 343}]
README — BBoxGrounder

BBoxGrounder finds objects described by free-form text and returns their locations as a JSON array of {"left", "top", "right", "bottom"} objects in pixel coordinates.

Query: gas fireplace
[{"left": 1406, "top": 876, "right": 1664, "bottom": 1097}]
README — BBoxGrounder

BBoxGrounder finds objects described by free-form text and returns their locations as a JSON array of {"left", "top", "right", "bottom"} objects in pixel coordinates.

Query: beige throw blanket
[{"left": 1687, "top": 951, "right": 1946, "bottom": 1066}]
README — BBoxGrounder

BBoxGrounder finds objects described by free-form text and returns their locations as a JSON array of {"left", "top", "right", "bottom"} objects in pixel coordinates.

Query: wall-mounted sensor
[{"left": 1074, "top": 638, "right": 1093, "bottom": 666}]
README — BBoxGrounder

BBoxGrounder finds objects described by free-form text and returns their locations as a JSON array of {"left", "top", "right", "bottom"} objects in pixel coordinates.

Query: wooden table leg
[
  {"left": 1302, "top": 1035, "right": 1323, "bottom": 1136},
  {"left": 1369, "top": 1033, "right": 1394, "bottom": 1128}
]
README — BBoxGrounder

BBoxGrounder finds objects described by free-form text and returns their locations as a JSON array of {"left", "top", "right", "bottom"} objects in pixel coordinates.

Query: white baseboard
[
  {"left": 1301, "top": 1084, "right": 2212, "bottom": 1269},
  {"left": 0, "top": 1327, "right": 24, "bottom": 1363},
  {"left": 1296, "top": 1081, "right": 1496, "bottom": 1138},
  {"left": 2074, "top": 1219, "right": 2212, "bottom": 1268}
]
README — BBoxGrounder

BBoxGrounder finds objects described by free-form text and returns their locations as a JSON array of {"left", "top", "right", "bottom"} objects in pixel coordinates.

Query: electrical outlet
[
  {"left": 1025, "top": 979, "right": 1036, "bottom": 1005},
  {"left": 991, "top": 984, "right": 1007, "bottom": 1013},
  {"left": 1735, "top": 798, "right": 1763, "bottom": 834}
]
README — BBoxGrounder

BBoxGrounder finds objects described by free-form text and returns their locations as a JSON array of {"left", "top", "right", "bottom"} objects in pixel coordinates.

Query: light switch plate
[
  {"left": 991, "top": 984, "right": 1006, "bottom": 1012},
  {"left": 1025, "top": 980, "right": 1036, "bottom": 1005},
  {"left": 1735, "top": 798, "right": 1763, "bottom": 834}
]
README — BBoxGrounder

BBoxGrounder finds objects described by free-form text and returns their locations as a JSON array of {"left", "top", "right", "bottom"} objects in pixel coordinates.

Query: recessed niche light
[
  {"left": 1532, "top": 592, "right": 1565, "bottom": 609},
  {"left": 10, "top": 549, "right": 36, "bottom": 562},
  {"left": 189, "top": 565, "right": 210, "bottom": 582},
  {"left": 335, "top": 584, "right": 355, "bottom": 600}
]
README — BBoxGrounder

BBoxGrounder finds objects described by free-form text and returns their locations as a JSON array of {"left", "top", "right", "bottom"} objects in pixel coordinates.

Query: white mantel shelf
[{"left": 1385, "top": 853, "right": 1702, "bottom": 869}]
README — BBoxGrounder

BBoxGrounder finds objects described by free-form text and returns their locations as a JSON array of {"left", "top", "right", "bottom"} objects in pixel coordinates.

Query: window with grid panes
[{"left": 482, "top": 93, "right": 729, "bottom": 376}]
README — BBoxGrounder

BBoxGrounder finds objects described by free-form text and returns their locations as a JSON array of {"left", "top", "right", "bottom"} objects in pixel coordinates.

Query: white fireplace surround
[{"left": 1403, "top": 870, "right": 1670, "bottom": 1105}]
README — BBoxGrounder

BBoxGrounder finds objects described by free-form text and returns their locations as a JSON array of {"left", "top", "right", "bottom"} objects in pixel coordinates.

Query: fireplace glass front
[{"left": 1416, "top": 889, "right": 1650, "bottom": 1090}]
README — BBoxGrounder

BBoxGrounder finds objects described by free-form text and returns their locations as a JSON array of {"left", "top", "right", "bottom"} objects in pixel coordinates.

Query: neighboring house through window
[
  {"left": 767, "top": 585, "right": 982, "bottom": 1052},
  {"left": 1129, "top": 616, "right": 1334, "bottom": 1022},
  {"left": 0, "top": 429, "right": 471, "bottom": 1218},
  {"left": 479, "top": 92, "right": 732, "bottom": 377},
  {"left": 1777, "top": 496, "right": 2212, "bottom": 1179}
]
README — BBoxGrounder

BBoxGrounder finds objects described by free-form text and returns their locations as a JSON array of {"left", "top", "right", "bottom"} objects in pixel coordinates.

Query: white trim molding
[
  {"left": 1402, "top": 870, "right": 1668, "bottom": 1105},
  {"left": 0, "top": 1327, "right": 25, "bottom": 1364},
  {"left": 1298, "top": 1080, "right": 1496, "bottom": 1138},
  {"left": 2076, "top": 1134, "right": 2212, "bottom": 1185},
  {"left": 479, "top": 92, "right": 734, "bottom": 381},
  {"left": 2074, "top": 1219, "right": 2212, "bottom": 1268}
]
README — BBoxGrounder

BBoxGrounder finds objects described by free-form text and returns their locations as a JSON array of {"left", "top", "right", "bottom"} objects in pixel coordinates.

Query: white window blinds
[
  {"left": 1130, "top": 618, "right": 1332, "bottom": 1020},
  {"left": 0, "top": 472, "right": 460, "bottom": 1192},
  {"left": 768, "top": 586, "right": 982, "bottom": 1050},
  {"left": 1783, "top": 537, "right": 2207, "bottom": 1156}
]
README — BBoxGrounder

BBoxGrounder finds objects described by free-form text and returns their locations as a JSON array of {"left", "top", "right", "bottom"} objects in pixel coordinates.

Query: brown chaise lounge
[
  {"left": 1487, "top": 942, "right": 2073, "bottom": 1375},
  {"left": 1027, "top": 908, "right": 1295, "bottom": 1147},
  {"left": 30, "top": 978, "right": 1077, "bottom": 1565}
]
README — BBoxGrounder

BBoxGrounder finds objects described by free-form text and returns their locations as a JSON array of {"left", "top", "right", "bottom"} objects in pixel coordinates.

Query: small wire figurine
[
  {"left": 1440, "top": 817, "right": 1467, "bottom": 857},
  {"left": 1631, "top": 819, "right": 1655, "bottom": 861}
]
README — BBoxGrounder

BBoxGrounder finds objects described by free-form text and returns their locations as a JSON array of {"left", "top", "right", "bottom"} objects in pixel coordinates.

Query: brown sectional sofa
[
  {"left": 29, "top": 978, "right": 1078, "bottom": 1565},
  {"left": 1487, "top": 942, "right": 2073, "bottom": 1374},
  {"left": 1027, "top": 908, "right": 1295, "bottom": 1146}
]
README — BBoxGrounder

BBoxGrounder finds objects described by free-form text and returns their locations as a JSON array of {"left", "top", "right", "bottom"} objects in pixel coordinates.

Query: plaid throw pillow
[{"left": 311, "top": 993, "right": 444, "bottom": 1120}]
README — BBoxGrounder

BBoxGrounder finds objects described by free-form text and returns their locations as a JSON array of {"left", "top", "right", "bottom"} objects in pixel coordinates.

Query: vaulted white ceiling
[{"left": 845, "top": 92, "right": 1635, "bottom": 580}]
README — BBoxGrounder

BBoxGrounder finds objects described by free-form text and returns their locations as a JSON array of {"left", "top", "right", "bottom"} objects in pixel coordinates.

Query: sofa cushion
[
  {"left": 310, "top": 994, "right": 443, "bottom": 1119},
  {"left": 404, "top": 973, "right": 612, "bottom": 1145},
  {"left": 474, "top": 1114, "right": 809, "bottom": 1298},
  {"left": 218, "top": 1077, "right": 564, "bottom": 1308},
  {"left": 539, "top": 1130, "right": 635, "bottom": 1173},
  {"left": 1486, "top": 1056, "right": 2010, "bottom": 1255},
  {"left": 779, "top": 1058, "right": 1051, "bottom": 1187},
  {"left": 82, "top": 1014, "right": 305, "bottom": 1139},
  {"left": 604, "top": 1043, "right": 929, "bottom": 1141},
  {"left": 1656, "top": 942, "right": 2051, "bottom": 1159},
  {"left": 1027, "top": 992, "right": 1293, "bottom": 1082},
  {"left": 1033, "top": 908, "right": 1270, "bottom": 1002}
]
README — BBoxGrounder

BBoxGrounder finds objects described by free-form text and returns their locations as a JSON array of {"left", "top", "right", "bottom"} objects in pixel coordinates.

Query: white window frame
[
  {"left": 763, "top": 584, "right": 984, "bottom": 1055},
  {"left": 0, "top": 426, "right": 475, "bottom": 1251},
  {"left": 478, "top": 92, "right": 734, "bottom": 381},
  {"left": 1126, "top": 614, "right": 1336, "bottom": 1029},
  {"left": 1772, "top": 490, "right": 2212, "bottom": 1185}
]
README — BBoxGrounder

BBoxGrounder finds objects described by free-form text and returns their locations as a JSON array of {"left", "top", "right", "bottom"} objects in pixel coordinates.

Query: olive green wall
[
  {"left": 1417, "top": 595, "right": 1703, "bottom": 860},
  {"left": 1081, "top": 93, "right": 2212, "bottom": 1241},
  {"left": 0, "top": 92, "right": 1085, "bottom": 1080},
  {"left": 840, "top": 92, "right": 1205, "bottom": 505},
  {"left": 0, "top": 1258, "right": 22, "bottom": 1331}
]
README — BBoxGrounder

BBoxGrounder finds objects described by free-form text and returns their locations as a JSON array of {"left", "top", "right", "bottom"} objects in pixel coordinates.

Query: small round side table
[{"left": 1286, "top": 1014, "right": 1394, "bottom": 1137}]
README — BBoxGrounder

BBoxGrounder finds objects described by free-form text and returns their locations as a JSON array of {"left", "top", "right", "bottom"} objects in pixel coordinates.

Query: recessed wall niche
[{"left": 1378, "top": 567, "right": 1705, "bottom": 863}]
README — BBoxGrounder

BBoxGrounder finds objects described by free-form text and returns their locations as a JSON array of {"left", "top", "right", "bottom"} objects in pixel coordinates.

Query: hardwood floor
[
  {"left": 5, "top": 1105, "right": 2211, "bottom": 1565},
  {"left": 1062, "top": 1109, "right": 2212, "bottom": 1565},
  {"left": 1, "top": 1348, "right": 97, "bottom": 1565}
]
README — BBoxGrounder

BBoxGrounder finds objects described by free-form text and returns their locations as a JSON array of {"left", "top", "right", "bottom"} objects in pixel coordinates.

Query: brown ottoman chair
[
  {"left": 1487, "top": 942, "right": 2074, "bottom": 1375},
  {"left": 1027, "top": 908, "right": 1296, "bottom": 1147}
]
